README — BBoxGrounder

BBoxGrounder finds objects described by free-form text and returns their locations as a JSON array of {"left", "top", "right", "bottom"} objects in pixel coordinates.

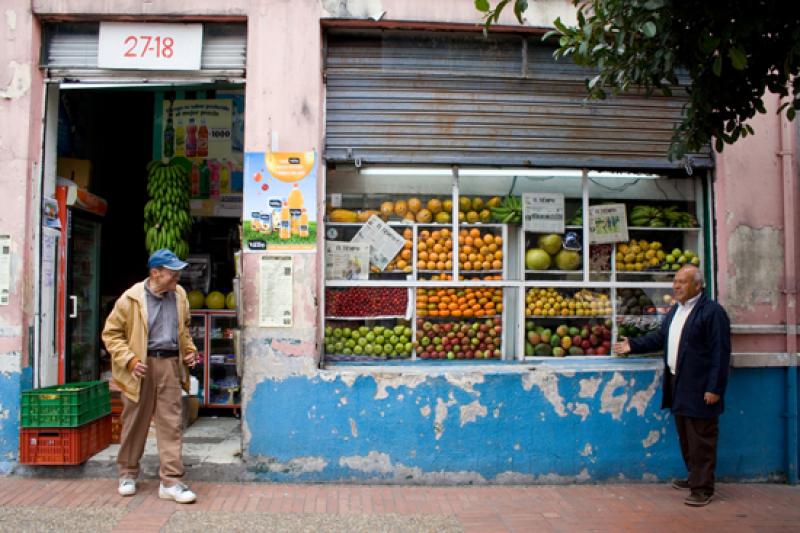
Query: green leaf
[
  {"left": 513, "top": 0, "right": 528, "bottom": 23},
  {"left": 712, "top": 55, "right": 722, "bottom": 76},
  {"left": 475, "top": 0, "right": 490, "bottom": 12},
  {"left": 553, "top": 17, "right": 570, "bottom": 35},
  {"left": 728, "top": 47, "right": 748, "bottom": 70},
  {"left": 642, "top": 21, "right": 657, "bottom": 38}
]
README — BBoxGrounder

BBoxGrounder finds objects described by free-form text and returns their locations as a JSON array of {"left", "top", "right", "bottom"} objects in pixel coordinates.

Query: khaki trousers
[{"left": 117, "top": 356, "right": 184, "bottom": 484}]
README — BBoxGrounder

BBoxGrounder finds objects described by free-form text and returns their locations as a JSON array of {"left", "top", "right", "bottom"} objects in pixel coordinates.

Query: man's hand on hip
[
  {"left": 704, "top": 392, "right": 720, "bottom": 405},
  {"left": 183, "top": 351, "right": 199, "bottom": 368}
]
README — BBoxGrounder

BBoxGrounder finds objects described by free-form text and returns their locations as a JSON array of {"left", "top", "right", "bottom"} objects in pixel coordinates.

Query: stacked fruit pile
[
  {"left": 415, "top": 317, "right": 502, "bottom": 359},
  {"left": 617, "top": 288, "right": 673, "bottom": 315},
  {"left": 188, "top": 290, "right": 235, "bottom": 310},
  {"left": 616, "top": 239, "right": 666, "bottom": 271},
  {"left": 458, "top": 196, "right": 500, "bottom": 224},
  {"left": 325, "top": 287, "right": 408, "bottom": 317},
  {"left": 324, "top": 323, "right": 412, "bottom": 358},
  {"left": 144, "top": 160, "right": 192, "bottom": 258},
  {"left": 629, "top": 205, "right": 698, "bottom": 228},
  {"left": 524, "top": 320, "right": 612, "bottom": 357},
  {"left": 328, "top": 196, "right": 504, "bottom": 225},
  {"left": 525, "top": 234, "right": 581, "bottom": 271},
  {"left": 488, "top": 195, "right": 522, "bottom": 224},
  {"left": 525, "top": 288, "right": 611, "bottom": 317},
  {"left": 457, "top": 228, "right": 504, "bottom": 272},
  {"left": 416, "top": 228, "right": 454, "bottom": 271},
  {"left": 416, "top": 283, "right": 502, "bottom": 318}
]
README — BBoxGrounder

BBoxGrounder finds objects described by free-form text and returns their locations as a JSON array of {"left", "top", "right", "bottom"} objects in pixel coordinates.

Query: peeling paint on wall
[
  {"left": 494, "top": 471, "right": 535, "bottom": 483},
  {"left": 251, "top": 455, "right": 328, "bottom": 474},
  {"left": 419, "top": 405, "right": 431, "bottom": 418},
  {"left": 0, "top": 353, "right": 20, "bottom": 375},
  {"left": 727, "top": 225, "right": 783, "bottom": 312},
  {"left": 444, "top": 372, "right": 484, "bottom": 396},
  {"left": 348, "top": 417, "right": 358, "bottom": 438},
  {"left": 536, "top": 468, "right": 591, "bottom": 483},
  {"left": 374, "top": 373, "right": 426, "bottom": 400},
  {"left": 459, "top": 400, "right": 487, "bottom": 427},
  {"left": 568, "top": 402, "right": 590, "bottom": 421},
  {"left": 627, "top": 370, "right": 661, "bottom": 416},
  {"left": 580, "top": 443, "right": 593, "bottom": 457},
  {"left": 600, "top": 372, "right": 629, "bottom": 420},
  {"left": 579, "top": 377, "right": 602, "bottom": 398},
  {"left": 0, "top": 62, "right": 31, "bottom": 100},
  {"left": 434, "top": 393, "right": 457, "bottom": 440},
  {"left": 642, "top": 430, "right": 660, "bottom": 448},
  {"left": 521, "top": 370, "right": 567, "bottom": 417},
  {"left": 320, "top": 0, "right": 385, "bottom": 19}
]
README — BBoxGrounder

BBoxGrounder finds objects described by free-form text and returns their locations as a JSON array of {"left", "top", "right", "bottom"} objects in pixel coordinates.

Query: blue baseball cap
[{"left": 147, "top": 249, "right": 188, "bottom": 270}]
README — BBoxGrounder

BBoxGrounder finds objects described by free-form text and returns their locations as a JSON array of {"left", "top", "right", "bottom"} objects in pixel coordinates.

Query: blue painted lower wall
[
  {"left": 245, "top": 362, "right": 789, "bottom": 483},
  {"left": 0, "top": 370, "right": 21, "bottom": 475}
]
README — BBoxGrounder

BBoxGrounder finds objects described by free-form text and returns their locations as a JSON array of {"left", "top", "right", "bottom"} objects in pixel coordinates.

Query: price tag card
[
  {"left": 523, "top": 193, "right": 565, "bottom": 233},
  {"left": 98, "top": 22, "right": 203, "bottom": 70},
  {"left": 325, "top": 242, "right": 370, "bottom": 280},
  {"left": 351, "top": 215, "right": 405, "bottom": 272},
  {"left": 588, "top": 203, "right": 629, "bottom": 244}
]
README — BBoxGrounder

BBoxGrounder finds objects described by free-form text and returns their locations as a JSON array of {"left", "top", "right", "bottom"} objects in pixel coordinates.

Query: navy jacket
[{"left": 629, "top": 293, "right": 731, "bottom": 418}]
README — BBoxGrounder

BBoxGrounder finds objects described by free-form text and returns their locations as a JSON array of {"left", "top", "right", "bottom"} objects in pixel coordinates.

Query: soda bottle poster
[
  {"left": 243, "top": 150, "right": 317, "bottom": 253},
  {"left": 161, "top": 99, "right": 233, "bottom": 160}
]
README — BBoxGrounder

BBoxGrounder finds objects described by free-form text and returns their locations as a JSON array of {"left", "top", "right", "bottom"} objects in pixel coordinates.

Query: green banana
[{"left": 143, "top": 159, "right": 193, "bottom": 259}]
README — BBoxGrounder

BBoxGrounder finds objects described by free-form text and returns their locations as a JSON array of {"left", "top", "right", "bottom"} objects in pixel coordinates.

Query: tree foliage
[{"left": 476, "top": 0, "right": 800, "bottom": 159}]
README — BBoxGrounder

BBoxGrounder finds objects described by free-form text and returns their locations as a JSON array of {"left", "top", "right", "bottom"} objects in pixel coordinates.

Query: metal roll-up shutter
[
  {"left": 325, "top": 30, "right": 711, "bottom": 170},
  {"left": 42, "top": 22, "right": 247, "bottom": 81}
]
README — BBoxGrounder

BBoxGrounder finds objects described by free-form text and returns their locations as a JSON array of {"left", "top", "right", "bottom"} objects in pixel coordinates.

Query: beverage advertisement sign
[
  {"left": 164, "top": 100, "right": 232, "bottom": 160},
  {"left": 243, "top": 151, "right": 317, "bottom": 252}
]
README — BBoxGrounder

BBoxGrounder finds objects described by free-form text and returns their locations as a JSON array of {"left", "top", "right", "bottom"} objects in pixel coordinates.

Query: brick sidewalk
[{"left": 1, "top": 478, "right": 798, "bottom": 532}]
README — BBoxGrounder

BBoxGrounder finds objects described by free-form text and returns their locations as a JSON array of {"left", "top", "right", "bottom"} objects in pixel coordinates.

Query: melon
[
  {"left": 205, "top": 291, "right": 225, "bottom": 309},
  {"left": 226, "top": 292, "right": 236, "bottom": 309},
  {"left": 525, "top": 249, "right": 551, "bottom": 270},
  {"left": 187, "top": 290, "right": 205, "bottom": 309},
  {"left": 537, "top": 234, "right": 563, "bottom": 255}
]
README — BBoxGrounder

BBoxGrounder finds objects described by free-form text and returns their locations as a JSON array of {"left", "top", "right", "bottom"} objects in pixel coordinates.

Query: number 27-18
[{"left": 124, "top": 35, "right": 174, "bottom": 58}]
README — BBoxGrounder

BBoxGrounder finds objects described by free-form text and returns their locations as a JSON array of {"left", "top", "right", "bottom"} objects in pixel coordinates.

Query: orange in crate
[{"left": 19, "top": 414, "right": 112, "bottom": 465}]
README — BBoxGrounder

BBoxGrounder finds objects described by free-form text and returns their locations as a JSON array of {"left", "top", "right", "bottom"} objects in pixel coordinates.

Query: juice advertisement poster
[{"left": 243, "top": 150, "right": 317, "bottom": 252}]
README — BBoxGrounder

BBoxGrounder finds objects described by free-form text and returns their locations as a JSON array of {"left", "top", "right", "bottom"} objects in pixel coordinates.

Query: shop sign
[
  {"left": 98, "top": 22, "right": 202, "bottom": 70},
  {"left": 522, "top": 193, "right": 565, "bottom": 233},
  {"left": 259, "top": 255, "right": 293, "bottom": 327},
  {"left": 243, "top": 151, "right": 317, "bottom": 253},
  {"left": 325, "top": 242, "right": 370, "bottom": 280},
  {"left": 350, "top": 216, "right": 406, "bottom": 272},
  {"left": 588, "top": 204, "right": 629, "bottom": 244}
]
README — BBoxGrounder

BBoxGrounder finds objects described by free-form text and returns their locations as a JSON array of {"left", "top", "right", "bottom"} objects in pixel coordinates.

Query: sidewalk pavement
[{"left": 0, "top": 478, "right": 798, "bottom": 532}]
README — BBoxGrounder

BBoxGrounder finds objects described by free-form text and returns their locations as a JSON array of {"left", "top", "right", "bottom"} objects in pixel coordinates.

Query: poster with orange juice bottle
[{"left": 243, "top": 150, "right": 317, "bottom": 252}]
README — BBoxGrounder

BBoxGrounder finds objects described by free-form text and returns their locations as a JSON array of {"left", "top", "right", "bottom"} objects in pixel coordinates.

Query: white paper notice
[
  {"left": 523, "top": 193, "right": 565, "bottom": 233},
  {"left": 259, "top": 255, "right": 293, "bottom": 327},
  {"left": 588, "top": 203, "right": 629, "bottom": 244},
  {"left": 350, "top": 215, "right": 405, "bottom": 271},
  {"left": 325, "top": 242, "right": 370, "bottom": 280},
  {"left": 0, "top": 235, "right": 10, "bottom": 306}
]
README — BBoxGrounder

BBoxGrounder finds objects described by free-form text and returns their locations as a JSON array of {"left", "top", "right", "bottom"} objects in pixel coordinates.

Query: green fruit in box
[
  {"left": 205, "top": 291, "right": 225, "bottom": 309},
  {"left": 226, "top": 292, "right": 236, "bottom": 309},
  {"left": 364, "top": 344, "right": 374, "bottom": 355},
  {"left": 351, "top": 330, "right": 360, "bottom": 340},
  {"left": 353, "top": 345, "right": 363, "bottom": 354},
  {"left": 677, "top": 255, "right": 687, "bottom": 264},
  {"left": 671, "top": 248, "right": 682, "bottom": 257},
  {"left": 188, "top": 290, "right": 205, "bottom": 309},
  {"left": 665, "top": 254, "right": 675, "bottom": 263},
  {"left": 525, "top": 342, "right": 534, "bottom": 356},
  {"left": 538, "top": 234, "right": 563, "bottom": 255},
  {"left": 550, "top": 334, "right": 561, "bottom": 348},
  {"left": 671, "top": 263, "right": 681, "bottom": 270},
  {"left": 569, "top": 327, "right": 580, "bottom": 337},
  {"left": 525, "top": 249, "right": 551, "bottom": 270},
  {"left": 690, "top": 256, "right": 700, "bottom": 266},
  {"left": 325, "top": 326, "right": 333, "bottom": 336},
  {"left": 534, "top": 343, "right": 552, "bottom": 356},
  {"left": 569, "top": 346, "right": 585, "bottom": 355},
  {"left": 553, "top": 347, "right": 565, "bottom": 357},
  {"left": 359, "top": 326, "right": 369, "bottom": 335},
  {"left": 554, "top": 249, "right": 581, "bottom": 270},
  {"left": 403, "top": 327, "right": 412, "bottom": 337},
  {"left": 342, "top": 327, "right": 352, "bottom": 337},
  {"left": 333, "top": 328, "right": 342, "bottom": 338}
]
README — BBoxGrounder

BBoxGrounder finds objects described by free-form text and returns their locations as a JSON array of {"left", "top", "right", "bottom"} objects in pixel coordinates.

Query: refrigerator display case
[{"left": 190, "top": 310, "right": 240, "bottom": 408}]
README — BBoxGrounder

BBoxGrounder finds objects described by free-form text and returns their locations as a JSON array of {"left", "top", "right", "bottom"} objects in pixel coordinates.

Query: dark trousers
[{"left": 670, "top": 376, "right": 719, "bottom": 495}]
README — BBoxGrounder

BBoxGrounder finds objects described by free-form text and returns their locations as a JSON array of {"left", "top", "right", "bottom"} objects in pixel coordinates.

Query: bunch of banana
[
  {"left": 629, "top": 205, "right": 697, "bottom": 228},
  {"left": 489, "top": 195, "right": 522, "bottom": 224},
  {"left": 568, "top": 207, "right": 583, "bottom": 225},
  {"left": 143, "top": 160, "right": 192, "bottom": 258}
]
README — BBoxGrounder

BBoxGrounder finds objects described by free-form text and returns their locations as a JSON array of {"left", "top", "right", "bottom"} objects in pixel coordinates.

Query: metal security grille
[
  {"left": 42, "top": 22, "right": 247, "bottom": 79},
  {"left": 325, "top": 30, "right": 711, "bottom": 170}
]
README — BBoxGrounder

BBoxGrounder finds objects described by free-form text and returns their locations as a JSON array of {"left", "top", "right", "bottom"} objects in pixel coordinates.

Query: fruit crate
[
  {"left": 19, "top": 414, "right": 112, "bottom": 465},
  {"left": 21, "top": 381, "right": 111, "bottom": 428}
]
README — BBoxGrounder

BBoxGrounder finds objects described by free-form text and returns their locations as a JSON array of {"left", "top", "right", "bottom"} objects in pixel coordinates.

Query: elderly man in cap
[{"left": 102, "top": 249, "right": 199, "bottom": 503}]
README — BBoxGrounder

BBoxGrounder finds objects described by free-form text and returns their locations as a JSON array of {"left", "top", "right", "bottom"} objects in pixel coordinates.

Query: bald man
[{"left": 615, "top": 265, "right": 730, "bottom": 506}]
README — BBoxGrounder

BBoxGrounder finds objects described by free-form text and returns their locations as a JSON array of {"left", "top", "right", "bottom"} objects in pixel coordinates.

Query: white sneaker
[
  {"left": 118, "top": 478, "right": 136, "bottom": 497},
  {"left": 158, "top": 481, "right": 196, "bottom": 503}
]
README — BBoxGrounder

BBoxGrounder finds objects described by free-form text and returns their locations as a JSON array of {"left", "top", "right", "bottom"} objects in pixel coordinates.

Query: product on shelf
[
  {"left": 629, "top": 205, "right": 698, "bottom": 228},
  {"left": 415, "top": 317, "right": 502, "bottom": 360},
  {"left": 525, "top": 288, "right": 612, "bottom": 317},
  {"left": 416, "top": 228, "right": 454, "bottom": 271},
  {"left": 617, "top": 318, "right": 661, "bottom": 339},
  {"left": 616, "top": 239, "right": 666, "bottom": 271},
  {"left": 525, "top": 233, "right": 581, "bottom": 271},
  {"left": 416, "top": 283, "right": 502, "bottom": 318},
  {"left": 324, "top": 322, "right": 413, "bottom": 359},
  {"left": 617, "top": 288, "right": 673, "bottom": 315},
  {"left": 325, "top": 287, "right": 409, "bottom": 317},
  {"left": 456, "top": 228, "right": 503, "bottom": 272},
  {"left": 488, "top": 195, "right": 521, "bottom": 224},
  {"left": 524, "top": 319, "right": 612, "bottom": 357}
]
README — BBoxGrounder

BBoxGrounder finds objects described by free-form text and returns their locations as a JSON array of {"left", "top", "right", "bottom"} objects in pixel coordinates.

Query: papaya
[
  {"left": 329, "top": 209, "right": 358, "bottom": 223},
  {"left": 357, "top": 210, "right": 382, "bottom": 222}
]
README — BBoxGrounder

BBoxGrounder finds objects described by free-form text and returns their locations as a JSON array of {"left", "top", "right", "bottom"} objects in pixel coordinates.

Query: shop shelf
[
  {"left": 628, "top": 226, "right": 700, "bottom": 231},
  {"left": 21, "top": 381, "right": 111, "bottom": 428},
  {"left": 19, "top": 414, "right": 112, "bottom": 465},
  {"left": 526, "top": 315, "right": 612, "bottom": 319}
]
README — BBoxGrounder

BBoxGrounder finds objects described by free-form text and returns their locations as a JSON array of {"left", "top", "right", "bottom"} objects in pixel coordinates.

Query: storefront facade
[{"left": 0, "top": 0, "right": 797, "bottom": 483}]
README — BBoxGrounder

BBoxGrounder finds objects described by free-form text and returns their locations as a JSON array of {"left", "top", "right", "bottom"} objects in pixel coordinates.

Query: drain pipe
[{"left": 779, "top": 109, "right": 798, "bottom": 485}]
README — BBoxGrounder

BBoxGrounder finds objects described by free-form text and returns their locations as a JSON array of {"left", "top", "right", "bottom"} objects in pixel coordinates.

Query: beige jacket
[{"left": 102, "top": 280, "right": 196, "bottom": 402}]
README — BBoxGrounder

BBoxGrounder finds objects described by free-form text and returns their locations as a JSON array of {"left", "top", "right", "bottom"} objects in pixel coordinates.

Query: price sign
[
  {"left": 98, "top": 22, "right": 203, "bottom": 70},
  {"left": 522, "top": 193, "right": 565, "bottom": 233},
  {"left": 588, "top": 203, "right": 629, "bottom": 244}
]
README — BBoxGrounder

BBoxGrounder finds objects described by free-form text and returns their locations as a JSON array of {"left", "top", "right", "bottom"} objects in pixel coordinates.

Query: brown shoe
[
  {"left": 672, "top": 478, "right": 690, "bottom": 490},
  {"left": 684, "top": 492, "right": 713, "bottom": 506}
]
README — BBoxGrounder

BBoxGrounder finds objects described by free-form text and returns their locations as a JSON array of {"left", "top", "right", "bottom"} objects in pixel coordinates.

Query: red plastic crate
[
  {"left": 19, "top": 414, "right": 111, "bottom": 465},
  {"left": 110, "top": 413, "right": 122, "bottom": 444}
]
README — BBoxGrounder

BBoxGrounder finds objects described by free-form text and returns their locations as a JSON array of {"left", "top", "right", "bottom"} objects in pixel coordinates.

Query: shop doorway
[{"left": 45, "top": 83, "right": 244, "bottom": 457}]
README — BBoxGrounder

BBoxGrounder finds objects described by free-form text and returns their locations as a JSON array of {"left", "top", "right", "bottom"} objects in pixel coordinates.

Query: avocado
[{"left": 534, "top": 343, "right": 552, "bottom": 356}]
